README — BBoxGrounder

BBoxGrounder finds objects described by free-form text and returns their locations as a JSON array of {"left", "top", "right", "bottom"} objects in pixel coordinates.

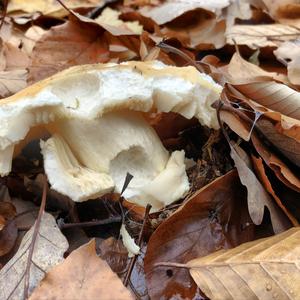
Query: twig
[
  {"left": 23, "top": 175, "right": 48, "bottom": 300},
  {"left": 123, "top": 204, "right": 152, "bottom": 286},
  {"left": 85, "top": 0, "right": 118, "bottom": 19},
  {"left": 157, "top": 41, "right": 206, "bottom": 73},
  {"left": 153, "top": 262, "right": 189, "bottom": 269},
  {"left": 58, "top": 216, "right": 122, "bottom": 229},
  {"left": 55, "top": 0, "right": 80, "bottom": 19}
]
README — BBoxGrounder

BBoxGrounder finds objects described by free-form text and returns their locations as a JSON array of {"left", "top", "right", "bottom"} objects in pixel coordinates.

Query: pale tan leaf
[
  {"left": 226, "top": 24, "right": 300, "bottom": 49},
  {"left": 230, "top": 143, "right": 291, "bottom": 233},
  {"left": 73, "top": 8, "right": 143, "bottom": 36},
  {"left": 188, "top": 227, "right": 300, "bottom": 300},
  {"left": 0, "top": 213, "right": 68, "bottom": 300},
  {"left": 262, "top": 0, "right": 300, "bottom": 27},
  {"left": 29, "top": 239, "right": 133, "bottom": 300},
  {"left": 7, "top": 0, "right": 102, "bottom": 17},
  {"left": 236, "top": 81, "right": 300, "bottom": 120},
  {"left": 139, "top": 0, "right": 230, "bottom": 25},
  {"left": 274, "top": 40, "right": 300, "bottom": 85},
  {"left": 0, "top": 69, "right": 27, "bottom": 98}
]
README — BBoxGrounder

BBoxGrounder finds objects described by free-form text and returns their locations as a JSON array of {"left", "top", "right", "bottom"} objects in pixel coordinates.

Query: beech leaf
[
  {"left": 0, "top": 212, "right": 68, "bottom": 300},
  {"left": 188, "top": 227, "right": 300, "bottom": 300},
  {"left": 145, "top": 170, "right": 257, "bottom": 299},
  {"left": 29, "top": 239, "right": 134, "bottom": 300}
]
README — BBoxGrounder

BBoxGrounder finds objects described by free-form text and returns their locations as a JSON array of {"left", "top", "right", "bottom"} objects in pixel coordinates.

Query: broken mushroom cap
[{"left": 0, "top": 61, "right": 222, "bottom": 210}]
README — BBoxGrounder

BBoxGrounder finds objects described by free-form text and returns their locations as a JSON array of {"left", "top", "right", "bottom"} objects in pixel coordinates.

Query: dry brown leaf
[
  {"left": 139, "top": 0, "right": 230, "bottom": 25},
  {"left": 256, "top": 117, "right": 300, "bottom": 167},
  {"left": 29, "top": 20, "right": 109, "bottom": 83},
  {"left": 29, "top": 239, "right": 134, "bottom": 300},
  {"left": 7, "top": 0, "right": 102, "bottom": 17},
  {"left": 188, "top": 227, "right": 300, "bottom": 300},
  {"left": 274, "top": 40, "right": 300, "bottom": 85},
  {"left": 0, "top": 69, "right": 27, "bottom": 98},
  {"left": 226, "top": 24, "right": 300, "bottom": 49},
  {"left": 145, "top": 170, "right": 257, "bottom": 299},
  {"left": 224, "top": 52, "right": 286, "bottom": 84},
  {"left": 234, "top": 81, "right": 300, "bottom": 120},
  {"left": 230, "top": 142, "right": 291, "bottom": 233},
  {"left": 262, "top": 0, "right": 300, "bottom": 26},
  {"left": 251, "top": 155, "right": 298, "bottom": 226},
  {"left": 0, "top": 212, "right": 68, "bottom": 300},
  {"left": 73, "top": 8, "right": 143, "bottom": 36},
  {"left": 251, "top": 132, "right": 300, "bottom": 193}
]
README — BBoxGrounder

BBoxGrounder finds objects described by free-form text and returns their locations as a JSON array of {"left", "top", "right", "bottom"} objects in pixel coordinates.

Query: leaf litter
[{"left": 0, "top": 0, "right": 300, "bottom": 299}]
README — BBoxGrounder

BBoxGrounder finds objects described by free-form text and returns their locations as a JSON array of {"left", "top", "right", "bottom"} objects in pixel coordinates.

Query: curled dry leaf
[
  {"left": 144, "top": 170, "right": 256, "bottom": 299},
  {"left": 274, "top": 40, "right": 300, "bottom": 85},
  {"left": 251, "top": 155, "right": 298, "bottom": 226},
  {"left": 139, "top": 0, "right": 230, "bottom": 25},
  {"left": 251, "top": 132, "right": 300, "bottom": 192},
  {"left": 262, "top": 0, "right": 300, "bottom": 27},
  {"left": 73, "top": 8, "right": 143, "bottom": 36},
  {"left": 7, "top": 0, "right": 102, "bottom": 17},
  {"left": 29, "top": 20, "right": 110, "bottom": 83},
  {"left": 0, "top": 212, "right": 68, "bottom": 300},
  {"left": 230, "top": 142, "right": 291, "bottom": 233},
  {"left": 188, "top": 227, "right": 300, "bottom": 300},
  {"left": 29, "top": 239, "right": 134, "bottom": 300},
  {"left": 226, "top": 24, "right": 300, "bottom": 49}
]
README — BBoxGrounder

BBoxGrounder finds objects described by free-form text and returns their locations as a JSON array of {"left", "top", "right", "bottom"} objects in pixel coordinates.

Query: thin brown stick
[
  {"left": 123, "top": 204, "right": 152, "bottom": 286},
  {"left": 59, "top": 216, "right": 121, "bottom": 229},
  {"left": 153, "top": 262, "right": 189, "bottom": 269},
  {"left": 55, "top": 0, "right": 79, "bottom": 19},
  {"left": 23, "top": 175, "right": 48, "bottom": 300}
]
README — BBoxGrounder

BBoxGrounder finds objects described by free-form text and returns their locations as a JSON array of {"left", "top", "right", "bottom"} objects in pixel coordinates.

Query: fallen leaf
[
  {"left": 139, "top": 0, "right": 230, "bottom": 25},
  {"left": 29, "top": 20, "right": 109, "bottom": 83},
  {"left": 29, "top": 239, "right": 133, "bottom": 300},
  {"left": 236, "top": 81, "right": 300, "bottom": 120},
  {"left": 262, "top": 0, "right": 300, "bottom": 27},
  {"left": 274, "top": 40, "right": 300, "bottom": 85},
  {"left": 226, "top": 24, "right": 300, "bottom": 49},
  {"left": 7, "top": 0, "right": 102, "bottom": 17},
  {"left": 251, "top": 155, "right": 298, "bottom": 226},
  {"left": 230, "top": 142, "right": 291, "bottom": 233},
  {"left": 0, "top": 212, "right": 68, "bottom": 300},
  {"left": 251, "top": 132, "right": 300, "bottom": 192},
  {"left": 188, "top": 227, "right": 300, "bottom": 300},
  {"left": 73, "top": 8, "right": 143, "bottom": 36},
  {"left": 144, "top": 170, "right": 257, "bottom": 299},
  {"left": 0, "top": 69, "right": 27, "bottom": 98}
]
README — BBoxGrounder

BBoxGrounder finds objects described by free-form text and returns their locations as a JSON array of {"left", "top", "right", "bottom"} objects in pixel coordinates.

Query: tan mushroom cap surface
[{"left": 0, "top": 61, "right": 222, "bottom": 210}]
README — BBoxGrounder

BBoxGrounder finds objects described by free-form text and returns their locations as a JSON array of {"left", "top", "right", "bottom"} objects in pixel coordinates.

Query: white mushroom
[{"left": 0, "top": 61, "right": 221, "bottom": 210}]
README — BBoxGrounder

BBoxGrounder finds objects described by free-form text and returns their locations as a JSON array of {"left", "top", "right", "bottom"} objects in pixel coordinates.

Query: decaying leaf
[
  {"left": 0, "top": 69, "right": 27, "bottom": 98},
  {"left": 139, "top": 0, "right": 230, "bottom": 25},
  {"left": 251, "top": 155, "right": 298, "bottom": 226},
  {"left": 230, "top": 142, "right": 291, "bottom": 233},
  {"left": 188, "top": 227, "right": 300, "bottom": 300},
  {"left": 29, "top": 239, "right": 134, "bottom": 300},
  {"left": 144, "top": 170, "right": 257, "bottom": 299},
  {"left": 274, "top": 40, "right": 300, "bottom": 85},
  {"left": 29, "top": 20, "right": 110, "bottom": 83},
  {"left": 0, "top": 212, "right": 68, "bottom": 300},
  {"left": 226, "top": 24, "right": 300, "bottom": 49}
]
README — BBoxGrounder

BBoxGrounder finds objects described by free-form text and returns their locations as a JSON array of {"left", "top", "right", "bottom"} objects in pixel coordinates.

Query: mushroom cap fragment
[{"left": 0, "top": 61, "right": 222, "bottom": 210}]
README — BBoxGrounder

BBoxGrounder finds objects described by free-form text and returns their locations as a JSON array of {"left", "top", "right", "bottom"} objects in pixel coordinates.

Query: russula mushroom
[{"left": 0, "top": 61, "right": 221, "bottom": 211}]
